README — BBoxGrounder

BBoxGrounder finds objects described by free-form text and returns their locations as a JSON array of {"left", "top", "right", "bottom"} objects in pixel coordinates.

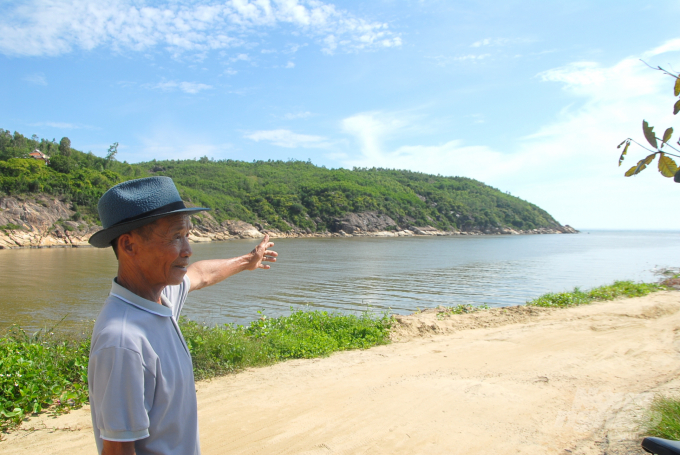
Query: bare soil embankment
[{"left": 2, "top": 291, "right": 679, "bottom": 454}]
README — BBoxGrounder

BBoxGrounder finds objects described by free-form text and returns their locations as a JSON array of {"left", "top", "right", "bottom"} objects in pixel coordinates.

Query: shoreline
[
  {"left": 0, "top": 194, "right": 578, "bottom": 250},
  {"left": 2, "top": 290, "right": 678, "bottom": 454},
  {"left": 0, "top": 224, "right": 579, "bottom": 250}
]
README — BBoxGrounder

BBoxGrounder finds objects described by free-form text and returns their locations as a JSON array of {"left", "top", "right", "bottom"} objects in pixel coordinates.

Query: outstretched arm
[{"left": 186, "top": 234, "right": 277, "bottom": 292}]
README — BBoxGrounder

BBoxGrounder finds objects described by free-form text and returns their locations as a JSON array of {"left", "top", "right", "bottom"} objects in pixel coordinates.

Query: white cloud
[
  {"left": 428, "top": 53, "right": 490, "bottom": 66},
  {"left": 230, "top": 53, "right": 250, "bottom": 62},
  {"left": 282, "top": 111, "right": 312, "bottom": 119},
  {"left": 454, "top": 53, "right": 490, "bottom": 62},
  {"left": 467, "top": 114, "right": 485, "bottom": 124},
  {"left": 341, "top": 111, "right": 510, "bottom": 179},
  {"left": 29, "top": 121, "right": 96, "bottom": 129},
  {"left": 537, "top": 61, "right": 608, "bottom": 88},
  {"left": 0, "top": 0, "right": 401, "bottom": 57},
  {"left": 23, "top": 72, "right": 47, "bottom": 85},
  {"left": 471, "top": 38, "right": 500, "bottom": 48},
  {"left": 147, "top": 80, "right": 213, "bottom": 94},
  {"left": 285, "top": 43, "right": 306, "bottom": 53},
  {"left": 134, "top": 128, "right": 233, "bottom": 161},
  {"left": 245, "top": 129, "right": 328, "bottom": 148},
  {"left": 646, "top": 38, "right": 680, "bottom": 57},
  {"left": 337, "top": 43, "right": 680, "bottom": 229},
  {"left": 284, "top": 61, "right": 295, "bottom": 68},
  {"left": 471, "top": 37, "right": 529, "bottom": 48}
]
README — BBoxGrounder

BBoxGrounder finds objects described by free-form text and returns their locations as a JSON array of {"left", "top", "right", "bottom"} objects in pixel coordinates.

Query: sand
[{"left": 3, "top": 291, "right": 680, "bottom": 454}]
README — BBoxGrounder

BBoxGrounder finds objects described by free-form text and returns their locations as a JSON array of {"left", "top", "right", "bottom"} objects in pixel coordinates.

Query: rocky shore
[{"left": 0, "top": 196, "right": 578, "bottom": 249}]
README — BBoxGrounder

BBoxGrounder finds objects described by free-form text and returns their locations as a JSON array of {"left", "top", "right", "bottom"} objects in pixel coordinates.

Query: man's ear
[{"left": 117, "top": 232, "right": 137, "bottom": 258}]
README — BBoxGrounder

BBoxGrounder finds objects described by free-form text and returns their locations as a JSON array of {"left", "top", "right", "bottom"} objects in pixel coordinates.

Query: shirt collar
[{"left": 109, "top": 279, "right": 173, "bottom": 317}]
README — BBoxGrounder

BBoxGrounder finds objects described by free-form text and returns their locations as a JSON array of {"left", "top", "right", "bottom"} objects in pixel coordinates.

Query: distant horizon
[{"left": 570, "top": 228, "right": 680, "bottom": 232}]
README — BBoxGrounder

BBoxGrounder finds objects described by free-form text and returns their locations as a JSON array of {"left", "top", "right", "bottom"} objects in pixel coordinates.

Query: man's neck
[{"left": 116, "top": 266, "right": 164, "bottom": 304}]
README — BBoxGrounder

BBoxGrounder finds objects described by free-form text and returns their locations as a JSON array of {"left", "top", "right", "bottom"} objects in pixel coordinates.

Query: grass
[
  {"left": 0, "top": 325, "right": 90, "bottom": 432},
  {"left": 182, "top": 308, "right": 393, "bottom": 380},
  {"left": 642, "top": 395, "right": 680, "bottom": 440},
  {"left": 527, "top": 280, "right": 666, "bottom": 308},
  {"left": 0, "top": 307, "right": 392, "bottom": 431},
  {"left": 436, "top": 303, "right": 489, "bottom": 319}
]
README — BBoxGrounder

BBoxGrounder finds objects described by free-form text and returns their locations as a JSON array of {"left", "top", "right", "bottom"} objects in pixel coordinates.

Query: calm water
[{"left": 0, "top": 231, "right": 677, "bottom": 331}]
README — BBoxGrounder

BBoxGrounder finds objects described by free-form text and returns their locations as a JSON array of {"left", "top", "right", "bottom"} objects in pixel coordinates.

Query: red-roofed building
[{"left": 29, "top": 149, "right": 50, "bottom": 165}]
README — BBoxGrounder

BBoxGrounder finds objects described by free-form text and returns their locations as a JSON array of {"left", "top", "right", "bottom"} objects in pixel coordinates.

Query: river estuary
[{"left": 0, "top": 230, "right": 677, "bottom": 331}]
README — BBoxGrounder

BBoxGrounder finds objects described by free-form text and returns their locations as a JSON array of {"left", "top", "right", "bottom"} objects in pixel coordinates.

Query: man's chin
[{"left": 168, "top": 267, "right": 188, "bottom": 285}]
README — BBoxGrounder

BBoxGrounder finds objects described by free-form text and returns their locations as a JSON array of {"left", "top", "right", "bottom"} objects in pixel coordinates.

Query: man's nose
[{"left": 181, "top": 236, "right": 192, "bottom": 258}]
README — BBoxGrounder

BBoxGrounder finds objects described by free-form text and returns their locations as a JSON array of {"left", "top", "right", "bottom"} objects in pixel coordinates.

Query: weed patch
[
  {"left": 641, "top": 395, "right": 680, "bottom": 440},
  {"left": 0, "top": 326, "right": 90, "bottom": 432},
  {"left": 436, "top": 304, "right": 489, "bottom": 319},
  {"left": 527, "top": 281, "right": 666, "bottom": 308},
  {"left": 183, "top": 308, "right": 393, "bottom": 381}
]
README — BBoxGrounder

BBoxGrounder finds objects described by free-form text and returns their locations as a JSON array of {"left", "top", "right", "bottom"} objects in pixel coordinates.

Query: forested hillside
[{"left": 0, "top": 129, "right": 564, "bottom": 232}]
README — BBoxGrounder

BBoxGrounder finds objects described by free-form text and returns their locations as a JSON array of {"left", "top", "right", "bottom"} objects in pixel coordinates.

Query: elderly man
[{"left": 87, "top": 176, "right": 277, "bottom": 455}]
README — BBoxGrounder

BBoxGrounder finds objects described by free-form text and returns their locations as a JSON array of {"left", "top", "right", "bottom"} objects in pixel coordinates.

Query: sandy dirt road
[{"left": 3, "top": 291, "right": 680, "bottom": 454}]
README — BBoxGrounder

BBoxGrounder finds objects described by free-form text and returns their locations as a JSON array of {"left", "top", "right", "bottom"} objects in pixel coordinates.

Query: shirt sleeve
[
  {"left": 89, "top": 346, "right": 153, "bottom": 442},
  {"left": 161, "top": 274, "right": 191, "bottom": 319}
]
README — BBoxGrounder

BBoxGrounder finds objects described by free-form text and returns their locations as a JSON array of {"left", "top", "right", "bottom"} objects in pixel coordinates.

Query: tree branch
[
  {"left": 639, "top": 60, "right": 680, "bottom": 80},
  {"left": 625, "top": 138, "right": 680, "bottom": 159}
]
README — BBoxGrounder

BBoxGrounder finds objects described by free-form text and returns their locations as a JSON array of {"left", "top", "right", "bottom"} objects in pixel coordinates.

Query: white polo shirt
[{"left": 88, "top": 276, "right": 200, "bottom": 455}]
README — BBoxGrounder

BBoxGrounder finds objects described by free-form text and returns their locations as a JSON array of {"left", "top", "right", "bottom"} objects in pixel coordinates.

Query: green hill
[{"left": 0, "top": 129, "right": 564, "bottom": 232}]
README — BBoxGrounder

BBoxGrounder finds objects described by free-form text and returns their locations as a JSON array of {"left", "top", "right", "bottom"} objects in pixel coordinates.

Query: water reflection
[{"left": 0, "top": 230, "right": 677, "bottom": 331}]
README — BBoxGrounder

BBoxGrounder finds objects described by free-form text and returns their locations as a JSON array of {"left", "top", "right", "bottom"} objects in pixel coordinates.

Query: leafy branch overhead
[{"left": 617, "top": 64, "right": 680, "bottom": 182}]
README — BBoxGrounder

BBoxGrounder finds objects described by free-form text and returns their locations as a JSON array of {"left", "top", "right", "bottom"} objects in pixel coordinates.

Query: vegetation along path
[{"left": 2, "top": 284, "right": 679, "bottom": 454}]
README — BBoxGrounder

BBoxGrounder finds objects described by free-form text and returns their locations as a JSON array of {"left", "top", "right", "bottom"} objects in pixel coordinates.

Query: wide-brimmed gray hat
[{"left": 88, "top": 176, "right": 210, "bottom": 248}]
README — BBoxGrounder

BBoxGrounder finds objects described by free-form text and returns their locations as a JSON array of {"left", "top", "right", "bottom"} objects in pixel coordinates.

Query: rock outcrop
[
  {"left": 0, "top": 196, "right": 100, "bottom": 249},
  {"left": 331, "top": 212, "right": 398, "bottom": 234},
  {"left": 0, "top": 198, "right": 578, "bottom": 250}
]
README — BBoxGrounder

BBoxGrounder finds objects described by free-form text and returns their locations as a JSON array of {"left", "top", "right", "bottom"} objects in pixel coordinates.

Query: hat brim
[{"left": 88, "top": 207, "right": 210, "bottom": 248}]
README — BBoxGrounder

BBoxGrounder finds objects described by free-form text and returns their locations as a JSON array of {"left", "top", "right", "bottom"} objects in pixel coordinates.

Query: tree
[
  {"left": 49, "top": 155, "right": 77, "bottom": 174},
  {"left": 617, "top": 65, "right": 680, "bottom": 182},
  {"left": 105, "top": 142, "right": 118, "bottom": 168},
  {"left": 59, "top": 137, "right": 71, "bottom": 157}
]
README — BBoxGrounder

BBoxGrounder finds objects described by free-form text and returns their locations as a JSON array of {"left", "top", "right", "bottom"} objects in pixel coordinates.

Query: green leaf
[
  {"left": 643, "top": 153, "right": 656, "bottom": 165},
  {"left": 643, "top": 120, "right": 658, "bottom": 149},
  {"left": 674, "top": 76, "right": 680, "bottom": 96},
  {"left": 663, "top": 128, "right": 674, "bottom": 144},
  {"left": 618, "top": 141, "right": 629, "bottom": 167},
  {"left": 617, "top": 139, "right": 627, "bottom": 148},
  {"left": 674, "top": 99, "right": 680, "bottom": 115},
  {"left": 625, "top": 164, "right": 641, "bottom": 177},
  {"left": 626, "top": 154, "right": 657, "bottom": 176},
  {"left": 658, "top": 153, "right": 678, "bottom": 178}
]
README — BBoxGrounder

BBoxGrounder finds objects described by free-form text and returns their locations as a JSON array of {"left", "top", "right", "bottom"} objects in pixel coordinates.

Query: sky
[{"left": 2, "top": 0, "right": 680, "bottom": 230}]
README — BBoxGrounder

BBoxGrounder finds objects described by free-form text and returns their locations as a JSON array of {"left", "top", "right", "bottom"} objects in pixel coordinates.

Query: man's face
[{"left": 133, "top": 214, "right": 193, "bottom": 287}]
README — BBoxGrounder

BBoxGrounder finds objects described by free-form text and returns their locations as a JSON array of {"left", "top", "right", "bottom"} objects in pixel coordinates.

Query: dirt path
[{"left": 3, "top": 291, "right": 680, "bottom": 454}]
